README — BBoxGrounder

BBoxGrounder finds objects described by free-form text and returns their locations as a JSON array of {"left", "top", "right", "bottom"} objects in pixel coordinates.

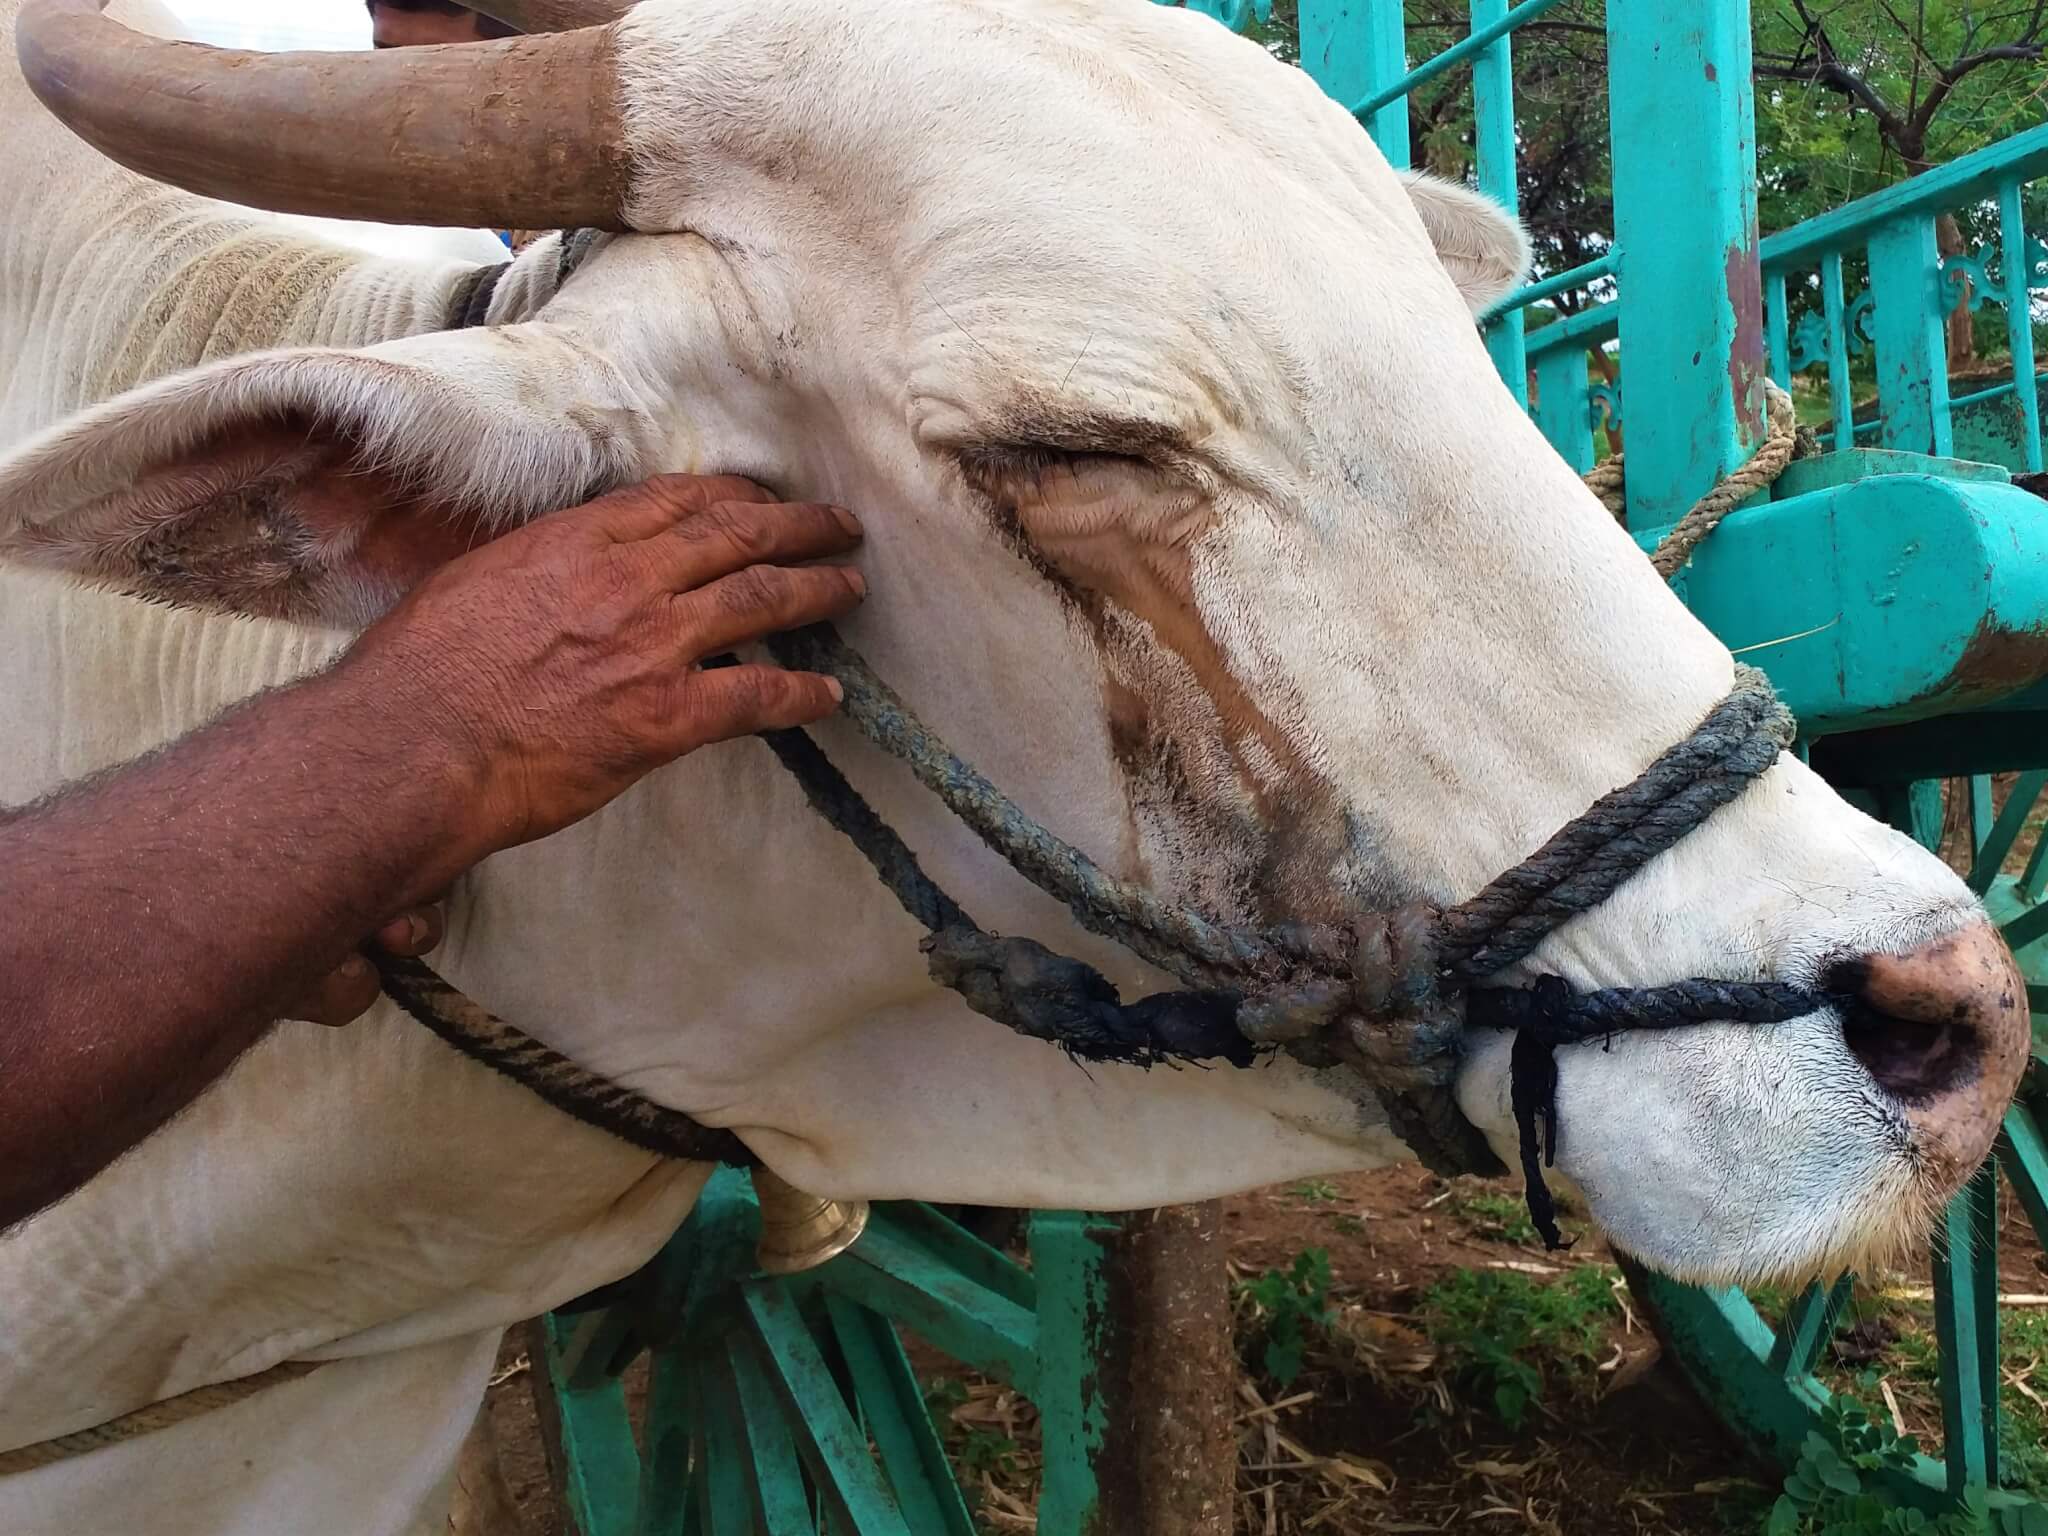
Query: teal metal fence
[
  {"left": 1306, "top": 0, "right": 1772, "bottom": 532},
  {"left": 1312, "top": 2, "right": 2048, "bottom": 496},
  {"left": 1762, "top": 125, "right": 2048, "bottom": 474}
]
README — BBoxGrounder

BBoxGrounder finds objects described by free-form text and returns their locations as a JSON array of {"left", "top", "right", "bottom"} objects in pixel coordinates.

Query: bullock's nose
[{"left": 1826, "top": 921, "right": 2029, "bottom": 1174}]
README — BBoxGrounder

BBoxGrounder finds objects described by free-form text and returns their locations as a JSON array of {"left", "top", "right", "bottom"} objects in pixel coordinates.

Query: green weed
[
  {"left": 1418, "top": 1265, "right": 1617, "bottom": 1429},
  {"left": 1235, "top": 1248, "right": 1337, "bottom": 1389},
  {"left": 1452, "top": 1191, "right": 1544, "bottom": 1246},
  {"left": 1763, "top": 1394, "right": 2048, "bottom": 1536},
  {"left": 1288, "top": 1179, "right": 1341, "bottom": 1204}
]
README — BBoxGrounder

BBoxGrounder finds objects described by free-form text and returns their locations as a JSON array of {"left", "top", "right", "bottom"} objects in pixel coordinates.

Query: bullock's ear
[
  {"left": 0, "top": 328, "right": 652, "bottom": 625},
  {"left": 1400, "top": 172, "right": 1532, "bottom": 315}
]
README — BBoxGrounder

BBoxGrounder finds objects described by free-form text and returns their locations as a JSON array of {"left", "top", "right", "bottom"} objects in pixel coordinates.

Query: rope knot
[{"left": 921, "top": 925, "right": 1254, "bottom": 1068}]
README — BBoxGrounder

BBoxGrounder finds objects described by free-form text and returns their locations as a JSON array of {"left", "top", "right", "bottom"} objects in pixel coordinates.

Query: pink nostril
[{"left": 1823, "top": 922, "right": 2028, "bottom": 1131}]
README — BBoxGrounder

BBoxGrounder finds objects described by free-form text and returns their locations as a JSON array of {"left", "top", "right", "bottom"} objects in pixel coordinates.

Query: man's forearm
[{"left": 0, "top": 652, "right": 488, "bottom": 1227}]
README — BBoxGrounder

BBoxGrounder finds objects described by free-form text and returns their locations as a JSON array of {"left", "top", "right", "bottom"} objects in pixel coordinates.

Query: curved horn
[
  {"left": 15, "top": 0, "right": 634, "bottom": 232},
  {"left": 468, "top": 0, "right": 638, "bottom": 32}
]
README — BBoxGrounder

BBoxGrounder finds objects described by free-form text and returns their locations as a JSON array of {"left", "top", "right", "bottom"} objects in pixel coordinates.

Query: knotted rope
[
  {"left": 754, "top": 633, "right": 1814, "bottom": 1247},
  {"left": 1584, "top": 379, "right": 1798, "bottom": 577}
]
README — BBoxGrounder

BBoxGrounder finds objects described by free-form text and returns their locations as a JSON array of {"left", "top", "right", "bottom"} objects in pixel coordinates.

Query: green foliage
[
  {"left": 1451, "top": 1190, "right": 1544, "bottom": 1246},
  {"left": 1763, "top": 1395, "right": 2048, "bottom": 1536},
  {"left": 1997, "top": 1310, "right": 2048, "bottom": 1497},
  {"left": 1418, "top": 1265, "right": 1617, "bottom": 1430},
  {"left": 1236, "top": 1248, "right": 1337, "bottom": 1388},
  {"left": 922, "top": 1376, "right": 1023, "bottom": 1512},
  {"left": 1288, "top": 1178, "right": 1341, "bottom": 1204}
]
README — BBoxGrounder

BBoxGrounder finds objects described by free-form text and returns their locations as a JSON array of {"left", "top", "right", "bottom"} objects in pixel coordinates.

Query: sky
[{"left": 177, "top": 0, "right": 371, "bottom": 50}]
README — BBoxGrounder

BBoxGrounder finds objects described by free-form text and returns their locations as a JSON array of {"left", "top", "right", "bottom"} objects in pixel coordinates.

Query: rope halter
[{"left": 381, "top": 632, "right": 1817, "bottom": 1252}]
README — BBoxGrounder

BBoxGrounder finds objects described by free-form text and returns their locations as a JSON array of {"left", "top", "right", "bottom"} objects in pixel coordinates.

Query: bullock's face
[{"left": 0, "top": 0, "right": 2025, "bottom": 1285}]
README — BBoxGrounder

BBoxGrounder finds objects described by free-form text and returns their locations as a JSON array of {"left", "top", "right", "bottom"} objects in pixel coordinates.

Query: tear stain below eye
[{"left": 985, "top": 484, "right": 1346, "bottom": 923}]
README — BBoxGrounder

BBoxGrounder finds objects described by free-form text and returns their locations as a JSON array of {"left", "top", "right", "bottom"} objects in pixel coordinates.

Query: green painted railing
[
  {"left": 1305, "top": 0, "right": 1768, "bottom": 530},
  {"left": 1761, "top": 124, "right": 2048, "bottom": 474}
]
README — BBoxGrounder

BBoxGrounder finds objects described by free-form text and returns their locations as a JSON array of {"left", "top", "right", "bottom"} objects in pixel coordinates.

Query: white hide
[{"left": 0, "top": 0, "right": 1993, "bottom": 1531}]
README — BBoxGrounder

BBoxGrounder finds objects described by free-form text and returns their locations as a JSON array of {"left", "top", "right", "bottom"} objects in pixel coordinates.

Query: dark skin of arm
[{"left": 0, "top": 474, "right": 865, "bottom": 1230}]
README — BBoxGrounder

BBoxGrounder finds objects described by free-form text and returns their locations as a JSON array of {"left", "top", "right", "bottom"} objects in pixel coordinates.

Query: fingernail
[
  {"left": 338, "top": 954, "right": 372, "bottom": 982},
  {"left": 830, "top": 506, "right": 862, "bottom": 537},
  {"left": 404, "top": 913, "right": 431, "bottom": 949},
  {"left": 826, "top": 678, "right": 845, "bottom": 705},
  {"left": 844, "top": 567, "right": 867, "bottom": 597}
]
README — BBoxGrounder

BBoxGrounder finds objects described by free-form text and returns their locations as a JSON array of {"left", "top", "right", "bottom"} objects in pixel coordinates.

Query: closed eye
[{"left": 959, "top": 443, "right": 1153, "bottom": 490}]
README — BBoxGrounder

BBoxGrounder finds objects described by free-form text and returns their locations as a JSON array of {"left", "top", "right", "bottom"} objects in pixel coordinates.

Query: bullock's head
[{"left": 2, "top": 0, "right": 2028, "bottom": 1284}]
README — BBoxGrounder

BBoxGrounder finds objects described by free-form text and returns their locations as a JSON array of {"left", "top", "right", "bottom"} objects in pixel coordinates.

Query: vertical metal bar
[
  {"left": 1867, "top": 214, "right": 1954, "bottom": 456},
  {"left": 823, "top": 1294, "right": 979, "bottom": 1536},
  {"left": 1970, "top": 775, "right": 1996, "bottom": 855},
  {"left": 1606, "top": 0, "right": 1765, "bottom": 528},
  {"left": 727, "top": 1333, "right": 818, "bottom": 1536},
  {"left": 2000, "top": 1100, "right": 2048, "bottom": 1257},
  {"left": 1533, "top": 346, "right": 1596, "bottom": 472},
  {"left": 1931, "top": 1162, "right": 2001, "bottom": 1496},
  {"left": 741, "top": 1282, "right": 912, "bottom": 1536},
  {"left": 636, "top": 1345, "right": 697, "bottom": 1536},
  {"left": 1301, "top": 0, "right": 1409, "bottom": 169},
  {"left": 1766, "top": 269, "right": 1791, "bottom": 388},
  {"left": 1822, "top": 252, "right": 1854, "bottom": 449},
  {"left": 1999, "top": 177, "right": 2043, "bottom": 474},
  {"left": 534, "top": 1312, "right": 643, "bottom": 1536},
  {"left": 1472, "top": 0, "right": 1526, "bottom": 405},
  {"left": 1030, "top": 1212, "right": 1118, "bottom": 1536}
]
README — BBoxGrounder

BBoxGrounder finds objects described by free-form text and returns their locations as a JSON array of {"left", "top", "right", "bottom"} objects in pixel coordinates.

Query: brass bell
[{"left": 752, "top": 1167, "right": 871, "bottom": 1275}]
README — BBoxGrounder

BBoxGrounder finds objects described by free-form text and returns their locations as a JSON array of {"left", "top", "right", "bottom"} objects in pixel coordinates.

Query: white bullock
[{"left": 0, "top": 0, "right": 2025, "bottom": 1531}]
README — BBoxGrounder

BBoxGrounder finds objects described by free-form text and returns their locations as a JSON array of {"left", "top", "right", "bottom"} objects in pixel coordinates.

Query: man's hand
[
  {"left": 340, "top": 474, "right": 865, "bottom": 872},
  {"left": 283, "top": 907, "right": 444, "bottom": 1026},
  {"left": 291, "top": 474, "right": 864, "bottom": 1026}
]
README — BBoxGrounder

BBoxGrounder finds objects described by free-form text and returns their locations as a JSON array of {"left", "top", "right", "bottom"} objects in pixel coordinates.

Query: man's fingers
[
  {"left": 373, "top": 906, "right": 445, "bottom": 957},
  {"left": 282, "top": 954, "right": 381, "bottom": 1028},
  {"left": 679, "top": 665, "right": 846, "bottom": 744},
  {"left": 673, "top": 564, "right": 866, "bottom": 656},
  {"left": 571, "top": 475, "right": 783, "bottom": 545},
  {"left": 640, "top": 500, "right": 862, "bottom": 592}
]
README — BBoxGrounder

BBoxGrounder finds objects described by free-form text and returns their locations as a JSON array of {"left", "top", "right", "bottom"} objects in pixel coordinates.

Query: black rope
[
  {"left": 1437, "top": 670, "right": 1794, "bottom": 980},
  {"left": 371, "top": 952, "right": 753, "bottom": 1166},
  {"left": 754, "top": 637, "right": 1821, "bottom": 1247},
  {"left": 753, "top": 710, "right": 1255, "bottom": 1067}
]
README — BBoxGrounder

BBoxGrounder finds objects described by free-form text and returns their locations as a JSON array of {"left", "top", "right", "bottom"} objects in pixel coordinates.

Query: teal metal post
[
  {"left": 1533, "top": 346, "right": 1595, "bottom": 472},
  {"left": 1607, "top": 0, "right": 1766, "bottom": 529},
  {"left": 1821, "top": 252, "right": 1855, "bottom": 447},
  {"left": 1867, "top": 214, "right": 1954, "bottom": 457},
  {"left": 1030, "top": 1213, "right": 1117, "bottom": 1535},
  {"left": 1765, "top": 269, "right": 1791, "bottom": 387},
  {"left": 1302, "top": 0, "right": 1409, "bottom": 169},
  {"left": 1999, "top": 179, "right": 2043, "bottom": 473},
  {"left": 1472, "top": 0, "right": 1527, "bottom": 405}
]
